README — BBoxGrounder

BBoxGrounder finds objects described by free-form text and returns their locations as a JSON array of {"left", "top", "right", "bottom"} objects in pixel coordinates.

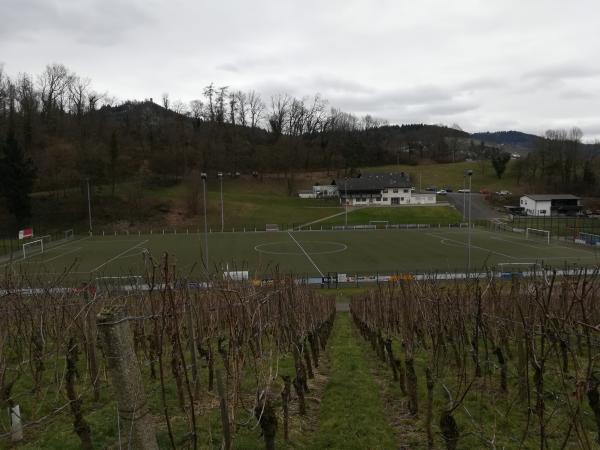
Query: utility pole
[
  {"left": 218, "top": 172, "right": 224, "bottom": 232},
  {"left": 344, "top": 178, "right": 348, "bottom": 226},
  {"left": 462, "top": 175, "right": 466, "bottom": 221},
  {"left": 201, "top": 172, "right": 209, "bottom": 269},
  {"left": 466, "top": 170, "right": 473, "bottom": 276},
  {"left": 86, "top": 178, "right": 92, "bottom": 235}
]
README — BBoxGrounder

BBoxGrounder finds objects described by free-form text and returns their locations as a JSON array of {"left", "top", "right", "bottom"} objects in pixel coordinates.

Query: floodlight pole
[
  {"left": 201, "top": 172, "right": 209, "bottom": 269},
  {"left": 86, "top": 178, "right": 92, "bottom": 235},
  {"left": 466, "top": 170, "right": 473, "bottom": 276},
  {"left": 344, "top": 178, "right": 348, "bottom": 226},
  {"left": 218, "top": 172, "right": 224, "bottom": 232},
  {"left": 462, "top": 175, "right": 466, "bottom": 220}
]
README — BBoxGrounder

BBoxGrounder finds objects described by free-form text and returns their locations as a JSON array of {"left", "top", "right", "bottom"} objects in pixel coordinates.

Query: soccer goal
[
  {"left": 265, "top": 224, "right": 280, "bottom": 232},
  {"left": 497, "top": 262, "right": 544, "bottom": 277},
  {"left": 369, "top": 220, "right": 389, "bottom": 228},
  {"left": 23, "top": 239, "right": 44, "bottom": 259},
  {"left": 95, "top": 275, "right": 144, "bottom": 291},
  {"left": 525, "top": 227, "right": 550, "bottom": 244},
  {"left": 64, "top": 229, "right": 74, "bottom": 240}
]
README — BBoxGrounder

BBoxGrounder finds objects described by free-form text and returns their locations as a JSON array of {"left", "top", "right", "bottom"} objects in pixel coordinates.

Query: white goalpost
[
  {"left": 525, "top": 227, "right": 550, "bottom": 244},
  {"left": 23, "top": 239, "right": 44, "bottom": 259},
  {"left": 265, "top": 224, "right": 280, "bottom": 232},
  {"left": 369, "top": 220, "right": 389, "bottom": 227},
  {"left": 95, "top": 275, "right": 144, "bottom": 291}
]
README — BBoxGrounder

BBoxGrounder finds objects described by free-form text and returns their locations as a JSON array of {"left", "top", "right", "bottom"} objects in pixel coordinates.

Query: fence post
[
  {"left": 216, "top": 368, "right": 232, "bottom": 450},
  {"left": 9, "top": 404, "right": 23, "bottom": 442},
  {"left": 97, "top": 306, "right": 159, "bottom": 450}
]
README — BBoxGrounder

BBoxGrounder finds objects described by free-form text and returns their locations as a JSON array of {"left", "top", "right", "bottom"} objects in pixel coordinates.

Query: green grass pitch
[{"left": 5, "top": 227, "right": 599, "bottom": 284}]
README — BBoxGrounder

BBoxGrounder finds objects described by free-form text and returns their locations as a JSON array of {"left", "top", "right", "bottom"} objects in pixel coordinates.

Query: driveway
[{"left": 445, "top": 192, "right": 502, "bottom": 220}]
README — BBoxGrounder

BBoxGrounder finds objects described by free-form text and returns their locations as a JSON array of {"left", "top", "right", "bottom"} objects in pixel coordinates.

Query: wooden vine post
[{"left": 97, "top": 305, "right": 159, "bottom": 450}]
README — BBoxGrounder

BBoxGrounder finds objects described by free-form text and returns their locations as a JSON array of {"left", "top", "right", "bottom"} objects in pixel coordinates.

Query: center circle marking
[{"left": 254, "top": 241, "right": 348, "bottom": 256}]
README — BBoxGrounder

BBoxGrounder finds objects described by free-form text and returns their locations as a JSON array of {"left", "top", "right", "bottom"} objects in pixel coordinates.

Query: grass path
[{"left": 309, "top": 313, "right": 397, "bottom": 449}]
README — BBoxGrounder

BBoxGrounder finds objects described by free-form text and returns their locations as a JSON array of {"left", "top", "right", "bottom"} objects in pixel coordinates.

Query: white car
[
  {"left": 457, "top": 188, "right": 471, "bottom": 193},
  {"left": 436, "top": 189, "right": 448, "bottom": 195},
  {"left": 496, "top": 190, "right": 512, "bottom": 196}
]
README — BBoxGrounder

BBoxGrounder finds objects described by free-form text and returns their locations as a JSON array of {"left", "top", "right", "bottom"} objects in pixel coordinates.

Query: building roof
[
  {"left": 336, "top": 172, "right": 412, "bottom": 193},
  {"left": 521, "top": 194, "right": 580, "bottom": 201}
]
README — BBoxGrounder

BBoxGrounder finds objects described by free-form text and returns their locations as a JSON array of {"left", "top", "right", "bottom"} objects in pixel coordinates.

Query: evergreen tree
[
  {"left": 109, "top": 130, "right": 119, "bottom": 196},
  {"left": 491, "top": 151, "right": 511, "bottom": 179},
  {"left": 0, "top": 127, "right": 37, "bottom": 229}
]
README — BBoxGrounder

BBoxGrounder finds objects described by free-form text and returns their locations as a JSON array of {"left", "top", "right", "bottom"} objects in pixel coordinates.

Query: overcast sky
[{"left": 1, "top": 0, "right": 600, "bottom": 140}]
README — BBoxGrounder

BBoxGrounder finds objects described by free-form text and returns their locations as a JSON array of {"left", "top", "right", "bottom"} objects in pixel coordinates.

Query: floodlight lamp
[{"left": 201, "top": 172, "right": 207, "bottom": 180}]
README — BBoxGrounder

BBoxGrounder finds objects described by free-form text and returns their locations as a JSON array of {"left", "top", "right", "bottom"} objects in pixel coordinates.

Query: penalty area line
[
  {"left": 287, "top": 232, "right": 324, "bottom": 277},
  {"left": 90, "top": 240, "right": 149, "bottom": 273}
]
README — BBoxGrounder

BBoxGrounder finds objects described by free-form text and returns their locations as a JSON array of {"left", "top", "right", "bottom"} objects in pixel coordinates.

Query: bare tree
[
  {"left": 162, "top": 93, "right": 170, "bottom": 110},
  {"left": 203, "top": 83, "right": 215, "bottom": 122},
  {"left": 235, "top": 91, "right": 247, "bottom": 127},
  {"left": 171, "top": 100, "right": 188, "bottom": 115},
  {"left": 247, "top": 90, "right": 264, "bottom": 128},
  {"left": 68, "top": 76, "right": 91, "bottom": 118},
  {"left": 37, "top": 63, "right": 73, "bottom": 122},
  {"left": 228, "top": 92, "right": 237, "bottom": 125},
  {"left": 215, "top": 86, "right": 228, "bottom": 124},
  {"left": 189, "top": 100, "right": 204, "bottom": 122},
  {"left": 268, "top": 93, "right": 290, "bottom": 137}
]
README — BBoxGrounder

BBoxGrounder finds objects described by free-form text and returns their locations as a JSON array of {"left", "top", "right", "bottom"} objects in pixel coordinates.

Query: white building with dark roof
[
  {"left": 334, "top": 172, "right": 435, "bottom": 206},
  {"left": 520, "top": 194, "right": 582, "bottom": 216}
]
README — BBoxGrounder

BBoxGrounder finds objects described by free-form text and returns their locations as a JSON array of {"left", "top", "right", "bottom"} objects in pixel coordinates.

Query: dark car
[
  {"left": 443, "top": 187, "right": 453, "bottom": 192},
  {"left": 425, "top": 186, "right": 437, "bottom": 192}
]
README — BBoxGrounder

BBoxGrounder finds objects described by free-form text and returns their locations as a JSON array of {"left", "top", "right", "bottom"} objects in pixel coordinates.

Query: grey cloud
[
  {"left": 523, "top": 63, "right": 600, "bottom": 82},
  {"left": 0, "top": 0, "right": 155, "bottom": 45}
]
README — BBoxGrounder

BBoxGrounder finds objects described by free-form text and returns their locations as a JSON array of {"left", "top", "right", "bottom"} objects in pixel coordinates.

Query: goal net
[
  {"left": 497, "top": 262, "right": 544, "bottom": 277},
  {"left": 369, "top": 220, "right": 389, "bottom": 228},
  {"left": 23, "top": 239, "right": 44, "bottom": 259},
  {"left": 525, "top": 227, "right": 550, "bottom": 244},
  {"left": 95, "top": 275, "right": 144, "bottom": 291},
  {"left": 265, "top": 224, "right": 280, "bottom": 232},
  {"left": 64, "top": 229, "right": 74, "bottom": 240},
  {"left": 576, "top": 232, "right": 600, "bottom": 246}
]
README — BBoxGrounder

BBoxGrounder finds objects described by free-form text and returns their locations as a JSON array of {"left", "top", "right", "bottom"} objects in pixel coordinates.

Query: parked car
[
  {"left": 495, "top": 190, "right": 512, "bottom": 196},
  {"left": 443, "top": 187, "right": 453, "bottom": 192},
  {"left": 480, "top": 188, "right": 490, "bottom": 194},
  {"left": 457, "top": 188, "right": 471, "bottom": 193},
  {"left": 436, "top": 189, "right": 448, "bottom": 195},
  {"left": 425, "top": 186, "right": 437, "bottom": 192}
]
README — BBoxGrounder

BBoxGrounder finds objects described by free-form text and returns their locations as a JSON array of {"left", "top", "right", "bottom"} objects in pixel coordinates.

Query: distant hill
[{"left": 471, "top": 131, "right": 541, "bottom": 150}]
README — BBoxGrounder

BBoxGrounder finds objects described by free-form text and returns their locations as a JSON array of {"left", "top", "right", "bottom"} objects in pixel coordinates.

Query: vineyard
[
  {"left": 4, "top": 257, "right": 600, "bottom": 449},
  {"left": 0, "top": 256, "right": 335, "bottom": 449},
  {"left": 351, "top": 271, "right": 600, "bottom": 449}
]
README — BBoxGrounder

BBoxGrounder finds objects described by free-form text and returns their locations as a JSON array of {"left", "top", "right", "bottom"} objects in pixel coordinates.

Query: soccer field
[{"left": 4, "top": 227, "right": 599, "bottom": 284}]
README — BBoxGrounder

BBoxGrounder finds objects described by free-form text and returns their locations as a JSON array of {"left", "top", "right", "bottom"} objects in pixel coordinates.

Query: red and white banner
[{"left": 18, "top": 228, "right": 33, "bottom": 240}]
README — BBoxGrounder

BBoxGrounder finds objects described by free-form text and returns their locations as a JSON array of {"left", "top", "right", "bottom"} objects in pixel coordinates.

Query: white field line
[
  {"left": 0, "top": 236, "right": 90, "bottom": 268},
  {"left": 91, "top": 240, "right": 148, "bottom": 273},
  {"left": 297, "top": 206, "right": 366, "bottom": 229},
  {"left": 42, "top": 246, "right": 83, "bottom": 263},
  {"left": 427, "top": 233, "right": 517, "bottom": 260},
  {"left": 287, "top": 232, "right": 324, "bottom": 277}
]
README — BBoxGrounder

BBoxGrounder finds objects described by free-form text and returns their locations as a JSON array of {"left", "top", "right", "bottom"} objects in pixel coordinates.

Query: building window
[
  {"left": 401, "top": 197, "right": 404, "bottom": 201},
  {"left": 383, "top": 189, "right": 388, "bottom": 193},
  {"left": 403, "top": 189, "right": 408, "bottom": 193},
  {"left": 393, "top": 189, "right": 398, "bottom": 193},
  {"left": 539, "top": 210, "right": 546, "bottom": 214},
  {"left": 383, "top": 197, "right": 388, "bottom": 201},
  {"left": 376, "top": 197, "right": 381, "bottom": 201}
]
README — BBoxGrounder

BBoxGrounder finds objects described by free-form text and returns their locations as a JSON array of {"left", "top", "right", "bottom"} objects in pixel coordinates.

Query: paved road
[{"left": 445, "top": 192, "right": 502, "bottom": 220}]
